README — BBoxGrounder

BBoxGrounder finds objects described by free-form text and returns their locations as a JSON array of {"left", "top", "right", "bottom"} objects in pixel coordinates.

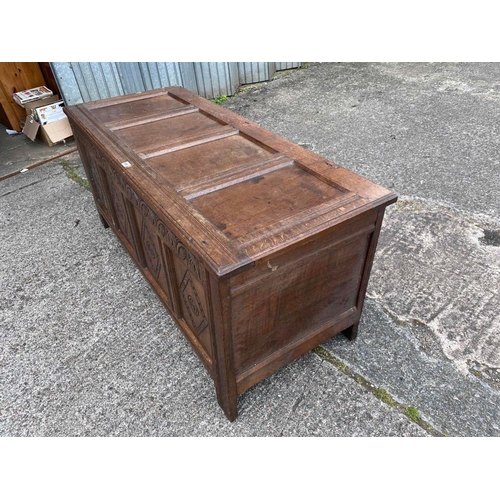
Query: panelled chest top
[{"left": 65, "top": 87, "right": 396, "bottom": 277}]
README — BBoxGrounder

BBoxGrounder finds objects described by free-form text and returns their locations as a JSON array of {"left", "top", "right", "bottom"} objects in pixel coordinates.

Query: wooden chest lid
[{"left": 65, "top": 87, "right": 397, "bottom": 276}]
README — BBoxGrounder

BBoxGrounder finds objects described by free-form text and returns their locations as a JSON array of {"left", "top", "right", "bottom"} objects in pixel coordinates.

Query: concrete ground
[
  {"left": 0, "top": 124, "right": 74, "bottom": 180},
  {"left": 1, "top": 62, "right": 499, "bottom": 436}
]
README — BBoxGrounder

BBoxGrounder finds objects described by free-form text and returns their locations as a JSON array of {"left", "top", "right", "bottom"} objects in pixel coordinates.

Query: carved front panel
[
  {"left": 75, "top": 133, "right": 109, "bottom": 214},
  {"left": 112, "top": 171, "right": 212, "bottom": 357},
  {"left": 179, "top": 269, "right": 208, "bottom": 336},
  {"left": 109, "top": 179, "right": 133, "bottom": 245},
  {"left": 130, "top": 203, "right": 173, "bottom": 309},
  {"left": 173, "top": 256, "right": 212, "bottom": 356}
]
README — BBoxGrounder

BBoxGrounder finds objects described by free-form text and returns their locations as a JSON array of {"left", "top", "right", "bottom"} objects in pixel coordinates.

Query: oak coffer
[{"left": 64, "top": 87, "right": 397, "bottom": 421}]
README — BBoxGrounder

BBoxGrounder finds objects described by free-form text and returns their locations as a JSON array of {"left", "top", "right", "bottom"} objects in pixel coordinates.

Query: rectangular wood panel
[
  {"left": 232, "top": 231, "right": 371, "bottom": 375},
  {"left": 149, "top": 134, "right": 275, "bottom": 188}
]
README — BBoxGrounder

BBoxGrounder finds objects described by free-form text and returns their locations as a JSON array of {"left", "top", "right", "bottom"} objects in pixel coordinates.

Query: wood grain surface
[{"left": 0, "top": 62, "right": 46, "bottom": 131}]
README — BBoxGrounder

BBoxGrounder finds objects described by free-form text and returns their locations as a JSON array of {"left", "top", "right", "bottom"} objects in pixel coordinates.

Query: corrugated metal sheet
[
  {"left": 51, "top": 62, "right": 302, "bottom": 105},
  {"left": 138, "top": 62, "right": 184, "bottom": 89},
  {"left": 51, "top": 62, "right": 124, "bottom": 104},
  {"left": 116, "top": 62, "right": 145, "bottom": 94},
  {"left": 237, "top": 62, "right": 276, "bottom": 84},
  {"left": 192, "top": 62, "right": 239, "bottom": 99},
  {"left": 276, "top": 62, "right": 302, "bottom": 71}
]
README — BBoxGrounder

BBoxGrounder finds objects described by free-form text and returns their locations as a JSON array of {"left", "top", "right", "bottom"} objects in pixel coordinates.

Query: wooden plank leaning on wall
[{"left": 0, "top": 62, "right": 46, "bottom": 131}]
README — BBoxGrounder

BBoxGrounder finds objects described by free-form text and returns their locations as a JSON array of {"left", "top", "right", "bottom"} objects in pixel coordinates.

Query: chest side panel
[{"left": 229, "top": 210, "right": 378, "bottom": 377}]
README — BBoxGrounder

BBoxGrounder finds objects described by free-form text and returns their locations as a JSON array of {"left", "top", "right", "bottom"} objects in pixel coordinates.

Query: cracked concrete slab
[
  {"left": 279, "top": 358, "right": 426, "bottom": 437},
  {"left": 322, "top": 299, "right": 500, "bottom": 436},
  {"left": 370, "top": 202, "right": 500, "bottom": 373}
]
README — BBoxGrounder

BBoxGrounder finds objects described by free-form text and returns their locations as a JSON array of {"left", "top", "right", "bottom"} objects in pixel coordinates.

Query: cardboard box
[
  {"left": 23, "top": 95, "right": 60, "bottom": 118},
  {"left": 39, "top": 118, "right": 73, "bottom": 147},
  {"left": 35, "top": 100, "right": 66, "bottom": 125},
  {"left": 22, "top": 95, "right": 73, "bottom": 146}
]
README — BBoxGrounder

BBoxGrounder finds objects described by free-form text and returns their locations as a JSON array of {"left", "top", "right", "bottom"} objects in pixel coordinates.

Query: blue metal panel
[{"left": 71, "top": 62, "right": 123, "bottom": 102}]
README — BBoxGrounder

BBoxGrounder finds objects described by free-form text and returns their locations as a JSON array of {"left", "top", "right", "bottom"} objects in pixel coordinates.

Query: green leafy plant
[{"left": 212, "top": 95, "right": 229, "bottom": 104}]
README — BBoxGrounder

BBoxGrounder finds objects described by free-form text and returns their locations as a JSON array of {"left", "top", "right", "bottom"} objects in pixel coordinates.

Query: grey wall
[{"left": 50, "top": 62, "right": 301, "bottom": 105}]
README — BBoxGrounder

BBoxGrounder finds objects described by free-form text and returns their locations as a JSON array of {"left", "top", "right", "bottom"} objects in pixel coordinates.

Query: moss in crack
[
  {"left": 374, "top": 387, "right": 396, "bottom": 407},
  {"left": 412, "top": 319, "right": 427, "bottom": 327},
  {"left": 61, "top": 160, "right": 90, "bottom": 191},
  {"left": 313, "top": 346, "right": 443, "bottom": 436},
  {"left": 314, "top": 346, "right": 348, "bottom": 373},
  {"left": 404, "top": 406, "right": 421, "bottom": 423},
  {"left": 394, "top": 317, "right": 410, "bottom": 327},
  {"left": 212, "top": 84, "right": 259, "bottom": 105}
]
